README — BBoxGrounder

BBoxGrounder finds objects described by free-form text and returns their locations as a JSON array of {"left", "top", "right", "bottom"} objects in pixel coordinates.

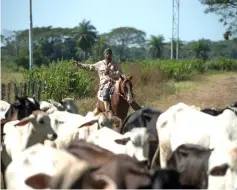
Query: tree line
[{"left": 1, "top": 0, "right": 236, "bottom": 71}]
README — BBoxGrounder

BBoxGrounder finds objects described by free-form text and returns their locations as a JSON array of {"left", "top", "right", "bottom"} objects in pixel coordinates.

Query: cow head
[
  {"left": 14, "top": 111, "right": 57, "bottom": 141},
  {"left": 13, "top": 95, "right": 40, "bottom": 120}
]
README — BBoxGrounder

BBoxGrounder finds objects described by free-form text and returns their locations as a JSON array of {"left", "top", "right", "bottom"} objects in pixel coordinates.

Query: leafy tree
[
  {"left": 91, "top": 35, "right": 108, "bottom": 61},
  {"left": 199, "top": 0, "right": 237, "bottom": 38},
  {"left": 189, "top": 39, "right": 211, "bottom": 60},
  {"left": 72, "top": 19, "right": 98, "bottom": 59},
  {"left": 148, "top": 35, "right": 165, "bottom": 59},
  {"left": 2, "top": 23, "right": 237, "bottom": 71},
  {"left": 1, "top": 30, "right": 27, "bottom": 57},
  {"left": 105, "top": 27, "right": 146, "bottom": 60}
]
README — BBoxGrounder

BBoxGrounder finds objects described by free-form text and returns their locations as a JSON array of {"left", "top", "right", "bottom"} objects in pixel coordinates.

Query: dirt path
[
  {"left": 153, "top": 72, "right": 237, "bottom": 110},
  {"left": 76, "top": 72, "right": 237, "bottom": 115}
]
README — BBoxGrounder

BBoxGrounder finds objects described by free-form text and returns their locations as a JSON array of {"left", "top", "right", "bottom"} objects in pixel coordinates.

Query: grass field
[
  {"left": 1, "top": 70, "right": 237, "bottom": 188},
  {"left": 1, "top": 70, "right": 237, "bottom": 115},
  {"left": 75, "top": 71, "right": 237, "bottom": 114}
]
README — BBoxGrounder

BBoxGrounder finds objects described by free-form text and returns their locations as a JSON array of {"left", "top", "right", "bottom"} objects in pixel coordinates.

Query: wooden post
[
  {"left": 32, "top": 81, "right": 35, "bottom": 98},
  {"left": 24, "top": 83, "right": 27, "bottom": 96},
  {"left": 19, "top": 83, "right": 23, "bottom": 97},
  {"left": 1, "top": 84, "right": 6, "bottom": 100},
  {"left": 38, "top": 81, "right": 42, "bottom": 101},
  {"left": 14, "top": 83, "right": 18, "bottom": 101},
  {"left": 7, "top": 83, "right": 11, "bottom": 102},
  {"left": 28, "top": 81, "right": 31, "bottom": 96}
]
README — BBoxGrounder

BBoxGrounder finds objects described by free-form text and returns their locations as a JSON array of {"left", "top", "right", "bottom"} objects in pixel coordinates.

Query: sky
[{"left": 1, "top": 0, "right": 227, "bottom": 42}]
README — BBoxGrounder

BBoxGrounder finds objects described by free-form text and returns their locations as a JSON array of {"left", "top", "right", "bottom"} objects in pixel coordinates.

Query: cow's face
[{"left": 14, "top": 96, "right": 40, "bottom": 120}]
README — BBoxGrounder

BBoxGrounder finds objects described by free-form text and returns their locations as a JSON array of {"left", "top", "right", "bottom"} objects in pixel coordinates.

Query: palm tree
[
  {"left": 148, "top": 35, "right": 165, "bottom": 59},
  {"left": 189, "top": 39, "right": 211, "bottom": 60},
  {"left": 73, "top": 19, "right": 98, "bottom": 59},
  {"left": 91, "top": 35, "right": 108, "bottom": 61}
]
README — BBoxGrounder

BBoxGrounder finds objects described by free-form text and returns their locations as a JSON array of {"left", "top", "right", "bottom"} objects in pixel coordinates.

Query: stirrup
[{"left": 104, "top": 101, "right": 111, "bottom": 112}]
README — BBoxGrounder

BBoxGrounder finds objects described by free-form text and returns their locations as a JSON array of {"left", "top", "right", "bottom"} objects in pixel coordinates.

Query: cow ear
[
  {"left": 25, "top": 173, "right": 51, "bottom": 189},
  {"left": 209, "top": 163, "right": 229, "bottom": 176},
  {"left": 94, "top": 175, "right": 117, "bottom": 189},
  {"left": 114, "top": 137, "right": 131, "bottom": 145},
  {"left": 12, "top": 99, "right": 21, "bottom": 107},
  {"left": 120, "top": 75, "right": 125, "bottom": 81},
  {"left": 78, "top": 119, "right": 98, "bottom": 128},
  {"left": 14, "top": 114, "right": 35, "bottom": 127}
]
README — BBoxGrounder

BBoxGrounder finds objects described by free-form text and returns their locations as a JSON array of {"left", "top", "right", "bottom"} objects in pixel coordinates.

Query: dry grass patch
[
  {"left": 74, "top": 71, "right": 237, "bottom": 115},
  {"left": 152, "top": 72, "right": 237, "bottom": 110},
  {"left": 1, "top": 71, "right": 24, "bottom": 84}
]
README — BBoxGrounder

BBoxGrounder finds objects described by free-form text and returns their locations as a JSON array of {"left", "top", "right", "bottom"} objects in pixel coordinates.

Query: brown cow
[
  {"left": 23, "top": 142, "right": 199, "bottom": 189},
  {"left": 65, "top": 139, "right": 115, "bottom": 168},
  {"left": 92, "top": 154, "right": 150, "bottom": 189},
  {"left": 167, "top": 143, "right": 213, "bottom": 189}
]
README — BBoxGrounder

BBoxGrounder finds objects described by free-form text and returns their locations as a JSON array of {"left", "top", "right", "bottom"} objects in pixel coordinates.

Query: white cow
[
  {"left": 0, "top": 100, "right": 11, "bottom": 120},
  {"left": 2, "top": 111, "right": 58, "bottom": 167},
  {"left": 5, "top": 143, "right": 90, "bottom": 189},
  {"left": 207, "top": 142, "right": 237, "bottom": 190},
  {"left": 48, "top": 111, "right": 122, "bottom": 149},
  {"left": 39, "top": 100, "right": 63, "bottom": 114},
  {"left": 87, "top": 127, "right": 155, "bottom": 162},
  {"left": 40, "top": 98, "right": 79, "bottom": 114},
  {"left": 155, "top": 102, "right": 237, "bottom": 169}
]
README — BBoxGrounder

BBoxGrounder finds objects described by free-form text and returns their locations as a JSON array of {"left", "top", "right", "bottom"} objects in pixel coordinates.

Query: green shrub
[
  {"left": 22, "top": 57, "right": 237, "bottom": 100},
  {"left": 23, "top": 59, "right": 94, "bottom": 100}
]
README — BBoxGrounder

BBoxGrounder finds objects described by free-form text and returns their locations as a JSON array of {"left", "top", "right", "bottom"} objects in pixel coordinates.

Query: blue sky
[{"left": 1, "top": 0, "right": 226, "bottom": 42}]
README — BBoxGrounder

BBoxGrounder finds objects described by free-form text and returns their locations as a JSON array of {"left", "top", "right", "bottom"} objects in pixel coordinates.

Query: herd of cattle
[{"left": 0, "top": 95, "right": 237, "bottom": 189}]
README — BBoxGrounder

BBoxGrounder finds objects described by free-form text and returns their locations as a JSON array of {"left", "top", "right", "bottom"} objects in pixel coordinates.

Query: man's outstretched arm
[{"left": 72, "top": 60, "right": 99, "bottom": 71}]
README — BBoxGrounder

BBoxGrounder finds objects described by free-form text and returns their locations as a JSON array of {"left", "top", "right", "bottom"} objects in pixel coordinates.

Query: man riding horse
[{"left": 72, "top": 48, "right": 140, "bottom": 113}]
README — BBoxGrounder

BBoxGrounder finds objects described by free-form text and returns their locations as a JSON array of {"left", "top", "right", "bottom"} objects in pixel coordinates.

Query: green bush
[
  {"left": 23, "top": 59, "right": 94, "bottom": 100},
  {"left": 205, "top": 57, "right": 237, "bottom": 71},
  {"left": 22, "top": 57, "right": 237, "bottom": 100}
]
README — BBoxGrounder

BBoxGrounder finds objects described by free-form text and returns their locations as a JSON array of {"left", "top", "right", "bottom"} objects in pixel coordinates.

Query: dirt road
[{"left": 153, "top": 72, "right": 237, "bottom": 110}]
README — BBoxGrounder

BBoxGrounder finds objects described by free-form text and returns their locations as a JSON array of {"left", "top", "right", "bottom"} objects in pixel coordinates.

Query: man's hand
[
  {"left": 72, "top": 61, "right": 82, "bottom": 68},
  {"left": 72, "top": 60, "right": 78, "bottom": 66},
  {"left": 105, "top": 69, "right": 109, "bottom": 75}
]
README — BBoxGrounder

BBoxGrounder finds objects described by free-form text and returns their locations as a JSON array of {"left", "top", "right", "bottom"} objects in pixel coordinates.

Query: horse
[{"left": 94, "top": 75, "right": 142, "bottom": 124}]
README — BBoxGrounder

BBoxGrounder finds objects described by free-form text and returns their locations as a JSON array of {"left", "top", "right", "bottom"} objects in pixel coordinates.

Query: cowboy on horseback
[{"left": 72, "top": 48, "right": 126, "bottom": 112}]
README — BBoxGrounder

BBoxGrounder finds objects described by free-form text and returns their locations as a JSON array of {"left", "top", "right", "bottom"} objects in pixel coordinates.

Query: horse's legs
[
  {"left": 130, "top": 101, "right": 142, "bottom": 111},
  {"left": 92, "top": 101, "right": 101, "bottom": 115},
  {"left": 92, "top": 107, "right": 99, "bottom": 115}
]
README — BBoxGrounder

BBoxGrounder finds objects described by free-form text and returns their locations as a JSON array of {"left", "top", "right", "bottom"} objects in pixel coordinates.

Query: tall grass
[{"left": 18, "top": 57, "right": 237, "bottom": 100}]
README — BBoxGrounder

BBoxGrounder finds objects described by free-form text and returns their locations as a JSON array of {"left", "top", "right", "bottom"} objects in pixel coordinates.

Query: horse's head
[{"left": 117, "top": 75, "right": 134, "bottom": 104}]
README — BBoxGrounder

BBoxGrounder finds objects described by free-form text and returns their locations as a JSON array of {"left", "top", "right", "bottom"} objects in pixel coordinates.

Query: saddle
[{"left": 97, "top": 80, "right": 115, "bottom": 102}]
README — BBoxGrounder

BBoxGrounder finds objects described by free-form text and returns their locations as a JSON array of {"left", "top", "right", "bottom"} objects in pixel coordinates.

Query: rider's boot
[{"left": 104, "top": 101, "right": 111, "bottom": 112}]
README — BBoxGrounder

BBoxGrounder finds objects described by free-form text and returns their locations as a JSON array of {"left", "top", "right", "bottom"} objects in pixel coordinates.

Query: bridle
[{"left": 111, "top": 78, "right": 132, "bottom": 103}]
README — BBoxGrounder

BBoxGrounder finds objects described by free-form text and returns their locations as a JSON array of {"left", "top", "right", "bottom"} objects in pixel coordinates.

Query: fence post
[
  {"left": 19, "top": 83, "right": 23, "bottom": 97},
  {"left": 1, "top": 84, "right": 6, "bottom": 100},
  {"left": 38, "top": 81, "right": 42, "bottom": 101},
  {"left": 14, "top": 83, "right": 18, "bottom": 101},
  {"left": 32, "top": 81, "right": 36, "bottom": 98},
  {"left": 35, "top": 81, "right": 39, "bottom": 101},
  {"left": 28, "top": 81, "right": 31, "bottom": 96},
  {"left": 7, "top": 83, "right": 11, "bottom": 102},
  {"left": 24, "top": 83, "right": 27, "bottom": 96}
]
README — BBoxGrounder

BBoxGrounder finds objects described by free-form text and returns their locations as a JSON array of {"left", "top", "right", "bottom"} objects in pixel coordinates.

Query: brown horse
[{"left": 94, "top": 75, "right": 141, "bottom": 123}]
